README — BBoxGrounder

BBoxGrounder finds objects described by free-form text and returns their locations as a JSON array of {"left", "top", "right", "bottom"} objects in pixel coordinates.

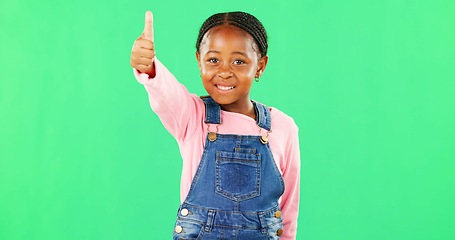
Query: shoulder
[
  {"left": 267, "top": 106, "right": 300, "bottom": 160},
  {"left": 269, "top": 106, "right": 299, "bottom": 132}
]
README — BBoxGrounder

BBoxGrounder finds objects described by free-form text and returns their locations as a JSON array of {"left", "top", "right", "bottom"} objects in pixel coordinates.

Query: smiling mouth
[{"left": 216, "top": 85, "right": 235, "bottom": 91}]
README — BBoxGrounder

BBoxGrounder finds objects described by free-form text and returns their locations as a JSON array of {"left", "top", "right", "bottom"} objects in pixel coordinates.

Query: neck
[{"left": 220, "top": 100, "right": 256, "bottom": 120}]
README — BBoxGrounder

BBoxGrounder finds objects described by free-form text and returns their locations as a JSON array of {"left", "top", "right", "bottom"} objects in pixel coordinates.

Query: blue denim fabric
[{"left": 173, "top": 97, "right": 285, "bottom": 240}]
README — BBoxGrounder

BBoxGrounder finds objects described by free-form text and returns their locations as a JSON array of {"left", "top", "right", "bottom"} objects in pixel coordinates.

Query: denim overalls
[{"left": 173, "top": 97, "right": 285, "bottom": 240}]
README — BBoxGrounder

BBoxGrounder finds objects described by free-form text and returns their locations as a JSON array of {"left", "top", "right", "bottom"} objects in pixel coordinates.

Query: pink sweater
[{"left": 135, "top": 58, "right": 301, "bottom": 239}]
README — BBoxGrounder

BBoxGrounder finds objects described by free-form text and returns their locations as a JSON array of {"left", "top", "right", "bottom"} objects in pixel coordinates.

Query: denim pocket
[
  {"left": 172, "top": 219, "right": 204, "bottom": 240},
  {"left": 215, "top": 151, "right": 261, "bottom": 201}
]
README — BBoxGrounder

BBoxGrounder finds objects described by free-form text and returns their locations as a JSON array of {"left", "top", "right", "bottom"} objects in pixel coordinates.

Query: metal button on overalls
[
  {"left": 180, "top": 208, "right": 189, "bottom": 217},
  {"left": 275, "top": 210, "right": 282, "bottom": 218},
  {"left": 174, "top": 225, "right": 183, "bottom": 233}
]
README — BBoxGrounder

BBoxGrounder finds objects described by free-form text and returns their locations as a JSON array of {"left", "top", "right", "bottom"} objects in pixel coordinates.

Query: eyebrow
[{"left": 206, "top": 50, "right": 247, "bottom": 56}]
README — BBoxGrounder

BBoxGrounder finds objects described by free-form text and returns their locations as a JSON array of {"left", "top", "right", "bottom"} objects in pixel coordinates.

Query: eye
[
  {"left": 208, "top": 58, "right": 219, "bottom": 64},
  {"left": 233, "top": 59, "right": 245, "bottom": 65}
]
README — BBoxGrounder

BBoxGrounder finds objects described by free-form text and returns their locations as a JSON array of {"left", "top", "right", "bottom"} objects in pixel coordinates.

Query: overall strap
[
  {"left": 253, "top": 101, "right": 272, "bottom": 131},
  {"left": 202, "top": 96, "right": 221, "bottom": 124}
]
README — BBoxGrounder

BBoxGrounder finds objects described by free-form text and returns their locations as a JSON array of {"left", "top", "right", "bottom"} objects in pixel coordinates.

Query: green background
[{"left": 1, "top": 0, "right": 454, "bottom": 239}]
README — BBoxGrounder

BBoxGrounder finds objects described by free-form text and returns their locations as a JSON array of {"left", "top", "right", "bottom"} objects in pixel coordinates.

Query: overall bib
[{"left": 173, "top": 97, "right": 285, "bottom": 240}]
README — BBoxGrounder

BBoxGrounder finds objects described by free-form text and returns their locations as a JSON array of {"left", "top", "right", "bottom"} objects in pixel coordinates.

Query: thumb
[{"left": 142, "top": 11, "right": 154, "bottom": 41}]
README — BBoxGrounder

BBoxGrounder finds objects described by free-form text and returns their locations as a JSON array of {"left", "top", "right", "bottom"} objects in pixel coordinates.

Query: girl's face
[{"left": 196, "top": 25, "right": 268, "bottom": 113}]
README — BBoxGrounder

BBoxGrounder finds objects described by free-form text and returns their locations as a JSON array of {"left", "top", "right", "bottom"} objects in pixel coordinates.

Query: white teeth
[{"left": 217, "top": 85, "right": 235, "bottom": 91}]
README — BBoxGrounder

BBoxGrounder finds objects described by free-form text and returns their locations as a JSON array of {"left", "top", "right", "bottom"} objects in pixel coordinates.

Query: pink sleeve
[
  {"left": 280, "top": 124, "right": 301, "bottom": 240},
  {"left": 133, "top": 58, "right": 203, "bottom": 142}
]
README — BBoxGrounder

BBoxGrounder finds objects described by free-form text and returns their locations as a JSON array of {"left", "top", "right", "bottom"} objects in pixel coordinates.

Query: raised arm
[{"left": 130, "top": 11, "right": 204, "bottom": 143}]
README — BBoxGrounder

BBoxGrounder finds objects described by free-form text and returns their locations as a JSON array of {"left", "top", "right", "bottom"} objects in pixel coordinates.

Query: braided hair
[{"left": 196, "top": 11, "right": 268, "bottom": 57}]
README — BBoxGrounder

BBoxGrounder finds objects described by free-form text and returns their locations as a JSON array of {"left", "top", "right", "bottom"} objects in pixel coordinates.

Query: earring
[{"left": 255, "top": 77, "right": 260, "bottom": 82}]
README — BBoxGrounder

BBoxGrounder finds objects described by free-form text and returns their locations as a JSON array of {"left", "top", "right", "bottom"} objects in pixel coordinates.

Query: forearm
[{"left": 133, "top": 58, "right": 201, "bottom": 142}]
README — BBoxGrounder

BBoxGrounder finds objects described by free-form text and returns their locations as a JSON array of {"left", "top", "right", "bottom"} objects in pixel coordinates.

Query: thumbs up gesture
[{"left": 130, "top": 11, "right": 156, "bottom": 77}]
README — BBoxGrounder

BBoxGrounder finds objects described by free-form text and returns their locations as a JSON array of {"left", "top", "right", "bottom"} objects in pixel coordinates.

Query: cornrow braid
[{"left": 196, "top": 11, "right": 268, "bottom": 57}]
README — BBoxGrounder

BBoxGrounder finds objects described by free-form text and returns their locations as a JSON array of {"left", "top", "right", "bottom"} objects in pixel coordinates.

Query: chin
[{"left": 208, "top": 95, "right": 233, "bottom": 105}]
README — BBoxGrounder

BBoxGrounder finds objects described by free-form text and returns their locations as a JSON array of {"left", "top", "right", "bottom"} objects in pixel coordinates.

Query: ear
[
  {"left": 196, "top": 51, "right": 202, "bottom": 71},
  {"left": 255, "top": 55, "right": 269, "bottom": 78}
]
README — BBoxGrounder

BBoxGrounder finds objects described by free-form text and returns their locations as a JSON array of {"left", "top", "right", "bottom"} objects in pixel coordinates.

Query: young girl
[{"left": 130, "top": 10, "right": 300, "bottom": 240}]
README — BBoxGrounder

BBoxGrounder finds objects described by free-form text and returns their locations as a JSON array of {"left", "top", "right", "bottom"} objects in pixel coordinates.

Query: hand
[{"left": 130, "top": 11, "right": 156, "bottom": 77}]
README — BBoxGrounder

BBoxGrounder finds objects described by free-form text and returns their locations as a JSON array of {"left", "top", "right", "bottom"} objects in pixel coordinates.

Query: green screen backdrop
[{"left": 1, "top": 0, "right": 454, "bottom": 239}]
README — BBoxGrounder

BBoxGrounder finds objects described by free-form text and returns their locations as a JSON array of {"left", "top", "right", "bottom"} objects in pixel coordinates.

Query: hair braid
[{"left": 196, "top": 11, "right": 268, "bottom": 57}]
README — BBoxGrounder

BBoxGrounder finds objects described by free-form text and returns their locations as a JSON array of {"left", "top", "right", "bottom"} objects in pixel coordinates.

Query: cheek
[
  {"left": 200, "top": 72, "right": 213, "bottom": 84},
  {"left": 199, "top": 64, "right": 213, "bottom": 75},
  {"left": 201, "top": 77, "right": 213, "bottom": 91},
  {"left": 233, "top": 66, "right": 256, "bottom": 76},
  {"left": 201, "top": 71, "right": 213, "bottom": 80}
]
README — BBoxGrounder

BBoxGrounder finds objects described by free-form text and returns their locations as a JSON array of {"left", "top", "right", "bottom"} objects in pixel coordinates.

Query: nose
[{"left": 217, "top": 63, "right": 233, "bottom": 79}]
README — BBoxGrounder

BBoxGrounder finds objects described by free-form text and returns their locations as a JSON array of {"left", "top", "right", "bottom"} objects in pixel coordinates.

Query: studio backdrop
[{"left": 1, "top": 0, "right": 454, "bottom": 239}]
